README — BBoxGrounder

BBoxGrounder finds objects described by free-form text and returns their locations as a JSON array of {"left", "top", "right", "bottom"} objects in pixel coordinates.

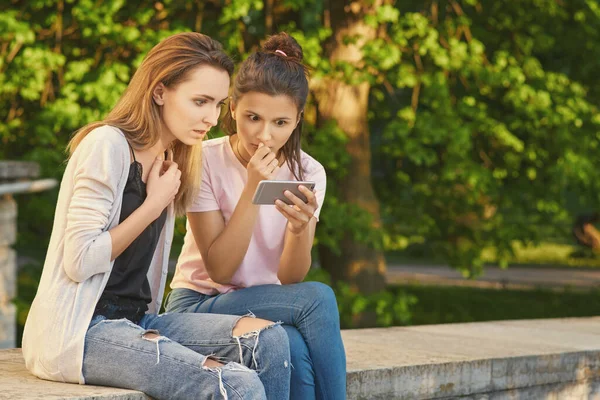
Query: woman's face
[
  {"left": 231, "top": 92, "right": 300, "bottom": 158},
  {"left": 155, "top": 65, "right": 230, "bottom": 145}
]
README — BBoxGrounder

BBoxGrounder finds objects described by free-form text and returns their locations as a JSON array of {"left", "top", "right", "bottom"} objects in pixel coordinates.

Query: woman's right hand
[
  {"left": 246, "top": 143, "right": 280, "bottom": 190},
  {"left": 144, "top": 158, "right": 181, "bottom": 218}
]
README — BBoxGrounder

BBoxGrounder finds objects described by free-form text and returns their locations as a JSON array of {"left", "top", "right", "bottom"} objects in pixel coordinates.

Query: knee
[
  {"left": 301, "top": 281, "right": 338, "bottom": 310},
  {"left": 259, "top": 324, "right": 289, "bottom": 351},
  {"left": 256, "top": 324, "right": 291, "bottom": 366}
]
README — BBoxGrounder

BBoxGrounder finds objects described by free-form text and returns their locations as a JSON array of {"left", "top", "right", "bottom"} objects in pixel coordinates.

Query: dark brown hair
[{"left": 224, "top": 32, "right": 309, "bottom": 179}]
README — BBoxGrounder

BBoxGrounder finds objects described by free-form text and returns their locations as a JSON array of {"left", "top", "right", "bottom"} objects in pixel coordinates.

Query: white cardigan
[{"left": 22, "top": 125, "right": 175, "bottom": 384}]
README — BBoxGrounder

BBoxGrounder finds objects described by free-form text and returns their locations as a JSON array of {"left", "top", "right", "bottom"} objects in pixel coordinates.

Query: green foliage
[
  {"left": 304, "top": 120, "right": 385, "bottom": 253},
  {"left": 3, "top": 0, "right": 600, "bottom": 279},
  {"left": 371, "top": 1, "right": 600, "bottom": 275},
  {"left": 303, "top": 268, "right": 417, "bottom": 328},
  {"left": 2, "top": 0, "right": 380, "bottom": 262},
  {"left": 399, "top": 284, "right": 600, "bottom": 325}
]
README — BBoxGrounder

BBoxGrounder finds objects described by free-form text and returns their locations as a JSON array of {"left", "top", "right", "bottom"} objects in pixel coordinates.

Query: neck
[
  {"left": 154, "top": 130, "right": 175, "bottom": 158},
  {"left": 232, "top": 134, "right": 250, "bottom": 166}
]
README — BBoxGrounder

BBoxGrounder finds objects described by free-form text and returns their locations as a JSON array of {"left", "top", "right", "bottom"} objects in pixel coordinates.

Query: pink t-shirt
[{"left": 170, "top": 136, "right": 327, "bottom": 295}]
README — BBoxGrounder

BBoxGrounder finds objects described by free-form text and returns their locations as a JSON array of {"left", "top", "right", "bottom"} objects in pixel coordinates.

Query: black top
[{"left": 93, "top": 143, "right": 167, "bottom": 323}]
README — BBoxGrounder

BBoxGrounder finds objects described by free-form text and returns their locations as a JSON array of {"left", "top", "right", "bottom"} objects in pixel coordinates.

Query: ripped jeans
[
  {"left": 82, "top": 312, "right": 290, "bottom": 400},
  {"left": 166, "top": 282, "right": 347, "bottom": 400}
]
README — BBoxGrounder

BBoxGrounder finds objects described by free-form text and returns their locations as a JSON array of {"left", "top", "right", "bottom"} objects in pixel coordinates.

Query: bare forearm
[
  {"left": 108, "top": 202, "right": 161, "bottom": 261},
  {"left": 205, "top": 189, "right": 259, "bottom": 283},
  {"left": 278, "top": 225, "right": 313, "bottom": 284}
]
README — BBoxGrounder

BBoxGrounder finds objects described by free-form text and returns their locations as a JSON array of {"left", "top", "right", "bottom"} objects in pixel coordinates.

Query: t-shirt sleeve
[
  {"left": 188, "top": 154, "right": 220, "bottom": 213},
  {"left": 306, "top": 164, "right": 327, "bottom": 221}
]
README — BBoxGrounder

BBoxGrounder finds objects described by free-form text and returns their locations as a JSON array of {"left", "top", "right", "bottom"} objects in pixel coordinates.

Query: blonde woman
[{"left": 22, "top": 32, "right": 290, "bottom": 400}]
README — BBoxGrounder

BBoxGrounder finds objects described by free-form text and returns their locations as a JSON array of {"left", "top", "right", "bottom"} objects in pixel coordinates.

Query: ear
[
  {"left": 152, "top": 83, "right": 166, "bottom": 106},
  {"left": 229, "top": 98, "right": 237, "bottom": 120},
  {"left": 296, "top": 110, "right": 304, "bottom": 128}
]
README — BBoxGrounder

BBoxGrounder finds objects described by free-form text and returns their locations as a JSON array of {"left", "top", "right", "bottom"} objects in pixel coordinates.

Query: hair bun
[{"left": 262, "top": 32, "right": 303, "bottom": 61}]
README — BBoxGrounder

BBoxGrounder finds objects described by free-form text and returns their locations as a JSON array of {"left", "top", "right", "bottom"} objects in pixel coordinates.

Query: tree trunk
[{"left": 314, "top": 1, "right": 386, "bottom": 300}]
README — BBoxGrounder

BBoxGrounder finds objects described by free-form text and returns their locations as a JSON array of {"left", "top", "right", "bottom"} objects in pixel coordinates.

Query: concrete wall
[
  {"left": 0, "top": 197, "right": 16, "bottom": 349},
  {"left": 453, "top": 379, "right": 600, "bottom": 399},
  {"left": 3, "top": 317, "right": 600, "bottom": 399},
  {"left": 343, "top": 318, "right": 600, "bottom": 399}
]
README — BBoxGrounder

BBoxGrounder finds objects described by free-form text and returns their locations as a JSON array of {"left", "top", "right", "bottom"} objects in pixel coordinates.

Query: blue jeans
[
  {"left": 165, "top": 282, "right": 347, "bottom": 400},
  {"left": 83, "top": 312, "right": 290, "bottom": 400}
]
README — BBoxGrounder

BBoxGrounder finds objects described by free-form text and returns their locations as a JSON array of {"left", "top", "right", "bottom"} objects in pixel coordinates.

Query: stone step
[
  {"left": 0, "top": 348, "right": 146, "bottom": 399},
  {"left": 1, "top": 317, "right": 600, "bottom": 399}
]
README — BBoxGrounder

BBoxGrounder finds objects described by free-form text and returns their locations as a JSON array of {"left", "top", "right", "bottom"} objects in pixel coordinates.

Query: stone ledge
[
  {"left": 0, "top": 348, "right": 148, "bottom": 400},
  {"left": 344, "top": 317, "right": 600, "bottom": 399},
  {"left": 0, "top": 162, "right": 39, "bottom": 181},
  {"left": 1, "top": 317, "right": 600, "bottom": 399}
]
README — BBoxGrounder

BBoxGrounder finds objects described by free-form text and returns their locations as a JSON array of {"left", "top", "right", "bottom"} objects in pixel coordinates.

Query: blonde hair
[{"left": 68, "top": 32, "right": 234, "bottom": 215}]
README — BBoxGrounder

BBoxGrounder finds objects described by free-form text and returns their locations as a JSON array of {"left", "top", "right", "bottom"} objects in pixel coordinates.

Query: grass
[
  {"left": 488, "top": 242, "right": 600, "bottom": 268},
  {"left": 387, "top": 241, "right": 600, "bottom": 269}
]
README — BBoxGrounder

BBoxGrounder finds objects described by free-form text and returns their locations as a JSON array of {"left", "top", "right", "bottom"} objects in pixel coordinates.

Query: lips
[{"left": 193, "top": 129, "right": 207, "bottom": 136}]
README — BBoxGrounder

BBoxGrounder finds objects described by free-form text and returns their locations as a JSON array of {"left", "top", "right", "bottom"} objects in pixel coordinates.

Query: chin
[{"left": 181, "top": 136, "right": 204, "bottom": 146}]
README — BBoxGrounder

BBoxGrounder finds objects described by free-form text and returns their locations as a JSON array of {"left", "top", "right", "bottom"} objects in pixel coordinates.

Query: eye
[
  {"left": 275, "top": 120, "right": 288, "bottom": 126},
  {"left": 195, "top": 99, "right": 207, "bottom": 106},
  {"left": 248, "top": 114, "right": 260, "bottom": 122}
]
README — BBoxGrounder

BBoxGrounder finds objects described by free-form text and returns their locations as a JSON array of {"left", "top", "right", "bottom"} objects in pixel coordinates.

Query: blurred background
[{"left": 2, "top": 0, "right": 600, "bottom": 345}]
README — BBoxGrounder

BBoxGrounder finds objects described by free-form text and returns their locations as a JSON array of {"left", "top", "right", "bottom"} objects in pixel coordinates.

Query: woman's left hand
[{"left": 275, "top": 185, "right": 318, "bottom": 235}]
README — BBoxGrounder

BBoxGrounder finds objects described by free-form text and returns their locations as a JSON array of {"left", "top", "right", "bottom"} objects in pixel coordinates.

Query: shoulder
[
  {"left": 78, "top": 125, "right": 128, "bottom": 154},
  {"left": 201, "top": 136, "right": 232, "bottom": 166},
  {"left": 70, "top": 125, "right": 129, "bottom": 178},
  {"left": 202, "top": 136, "right": 229, "bottom": 152},
  {"left": 300, "top": 150, "right": 326, "bottom": 179}
]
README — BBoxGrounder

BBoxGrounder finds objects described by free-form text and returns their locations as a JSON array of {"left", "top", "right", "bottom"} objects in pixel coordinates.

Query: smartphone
[{"left": 252, "top": 180, "right": 316, "bottom": 205}]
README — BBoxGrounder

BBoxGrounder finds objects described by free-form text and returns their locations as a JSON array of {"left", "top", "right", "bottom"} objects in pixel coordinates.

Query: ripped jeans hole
[
  {"left": 232, "top": 321, "right": 282, "bottom": 369},
  {"left": 203, "top": 356, "right": 224, "bottom": 369},
  {"left": 141, "top": 329, "right": 171, "bottom": 365}
]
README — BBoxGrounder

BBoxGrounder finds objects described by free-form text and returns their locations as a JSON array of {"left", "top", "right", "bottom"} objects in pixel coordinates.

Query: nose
[
  {"left": 257, "top": 124, "right": 272, "bottom": 143},
  {"left": 204, "top": 106, "right": 220, "bottom": 128}
]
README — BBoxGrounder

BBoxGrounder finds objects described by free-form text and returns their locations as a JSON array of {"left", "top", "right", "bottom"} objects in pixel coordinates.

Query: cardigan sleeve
[{"left": 63, "top": 127, "right": 126, "bottom": 282}]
